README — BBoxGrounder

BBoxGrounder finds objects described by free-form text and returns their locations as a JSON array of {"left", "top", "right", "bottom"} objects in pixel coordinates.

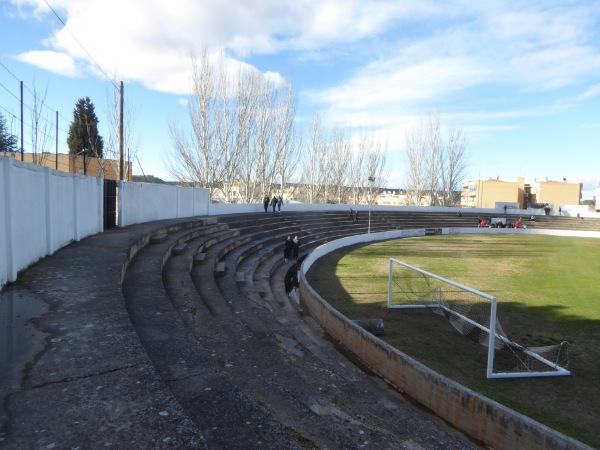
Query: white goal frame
[{"left": 387, "top": 258, "right": 570, "bottom": 379}]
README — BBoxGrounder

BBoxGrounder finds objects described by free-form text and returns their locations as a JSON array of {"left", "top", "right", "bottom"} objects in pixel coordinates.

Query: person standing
[
  {"left": 292, "top": 235, "right": 299, "bottom": 259},
  {"left": 277, "top": 195, "right": 283, "bottom": 212},
  {"left": 263, "top": 195, "right": 269, "bottom": 213},
  {"left": 271, "top": 195, "right": 278, "bottom": 212},
  {"left": 284, "top": 235, "right": 293, "bottom": 263},
  {"left": 288, "top": 286, "right": 299, "bottom": 303}
]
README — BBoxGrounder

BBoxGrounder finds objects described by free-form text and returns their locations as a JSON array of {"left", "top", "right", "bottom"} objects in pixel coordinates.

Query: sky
[{"left": 1, "top": 0, "right": 599, "bottom": 199}]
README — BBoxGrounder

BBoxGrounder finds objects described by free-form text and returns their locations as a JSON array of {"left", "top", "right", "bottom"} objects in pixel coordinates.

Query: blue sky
[{"left": 1, "top": 0, "right": 599, "bottom": 199}]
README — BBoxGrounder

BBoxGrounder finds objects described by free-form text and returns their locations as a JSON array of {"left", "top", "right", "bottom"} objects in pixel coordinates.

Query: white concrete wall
[
  {"left": 0, "top": 159, "right": 212, "bottom": 289},
  {"left": 0, "top": 157, "right": 9, "bottom": 289},
  {"left": 117, "top": 181, "right": 210, "bottom": 227},
  {"left": 1, "top": 156, "right": 103, "bottom": 288}
]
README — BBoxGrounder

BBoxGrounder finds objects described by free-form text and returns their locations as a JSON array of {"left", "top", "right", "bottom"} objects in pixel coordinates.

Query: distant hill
[
  {"left": 132, "top": 175, "right": 168, "bottom": 184},
  {"left": 131, "top": 176, "right": 200, "bottom": 187}
]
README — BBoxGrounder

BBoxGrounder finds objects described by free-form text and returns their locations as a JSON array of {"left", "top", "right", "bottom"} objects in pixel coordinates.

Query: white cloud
[
  {"left": 472, "top": 3, "right": 600, "bottom": 90},
  {"left": 574, "top": 83, "right": 600, "bottom": 101},
  {"left": 8, "top": 0, "right": 600, "bottom": 122},
  {"left": 10, "top": 0, "right": 322, "bottom": 94},
  {"left": 301, "top": 47, "right": 494, "bottom": 134},
  {"left": 16, "top": 50, "right": 79, "bottom": 76}
]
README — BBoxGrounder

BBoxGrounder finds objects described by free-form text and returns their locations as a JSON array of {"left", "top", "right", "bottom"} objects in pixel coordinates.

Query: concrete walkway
[{"left": 0, "top": 217, "right": 477, "bottom": 449}]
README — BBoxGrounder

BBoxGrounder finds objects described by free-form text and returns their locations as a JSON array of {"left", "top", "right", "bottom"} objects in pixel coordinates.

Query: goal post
[{"left": 388, "top": 258, "right": 570, "bottom": 379}]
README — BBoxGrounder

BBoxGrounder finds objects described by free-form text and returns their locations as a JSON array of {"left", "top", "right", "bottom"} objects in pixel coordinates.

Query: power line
[
  {"left": 1, "top": 3, "right": 124, "bottom": 164},
  {"left": 0, "top": 103, "right": 69, "bottom": 152},
  {"left": 0, "top": 67, "right": 72, "bottom": 132},
  {"left": 0, "top": 79, "right": 21, "bottom": 103},
  {"left": 0, "top": 79, "right": 70, "bottom": 135},
  {"left": 42, "top": 0, "right": 119, "bottom": 90},
  {"left": 0, "top": 61, "right": 21, "bottom": 83}
]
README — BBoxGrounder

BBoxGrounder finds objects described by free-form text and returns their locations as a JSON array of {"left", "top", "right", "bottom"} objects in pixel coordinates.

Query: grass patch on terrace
[{"left": 306, "top": 234, "right": 600, "bottom": 448}]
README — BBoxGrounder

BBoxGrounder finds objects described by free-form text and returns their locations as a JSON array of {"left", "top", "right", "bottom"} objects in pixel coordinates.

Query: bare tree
[
  {"left": 302, "top": 112, "right": 328, "bottom": 203},
  {"left": 328, "top": 125, "right": 351, "bottom": 203},
  {"left": 169, "top": 49, "right": 297, "bottom": 203},
  {"left": 273, "top": 75, "right": 299, "bottom": 200},
  {"left": 361, "top": 130, "right": 388, "bottom": 204},
  {"left": 345, "top": 127, "right": 388, "bottom": 204},
  {"left": 440, "top": 120, "right": 469, "bottom": 206},
  {"left": 168, "top": 49, "right": 220, "bottom": 187},
  {"left": 404, "top": 117, "right": 429, "bottom": 205},
  {"left": 278, "top": 124, "right": 303, "bottom": 201},
  {"left": 425, "top": 110, "right": 442, "bottom": 206},
  {"left": 29, "top": 79, "right": 52, "bottom": 166},
  {"left": 253, "top": 75, "right": 277, "bottom": 198},
  {"left": 347, "top": 131, "right": 367, "bottom": 204},
  {"left": 236, "top": 66, "right": 259, "bottom": 202},
  {"left": 404, "top": 111, "right": 469, "bottom": 206},
  {"left": 214, "top": 56, "right": 241, "bottom": 202}
]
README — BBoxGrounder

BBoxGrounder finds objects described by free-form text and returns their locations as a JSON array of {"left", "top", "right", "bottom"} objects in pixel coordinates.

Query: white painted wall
[
  {"left": 1, "top": 156, "right": 103, "bottom": 288},
  {"left": 0, "top": 157, "right": 8, "bottom": 289},
  {"left": 117, "top": 181, "right": 210, "bottom": 227}
]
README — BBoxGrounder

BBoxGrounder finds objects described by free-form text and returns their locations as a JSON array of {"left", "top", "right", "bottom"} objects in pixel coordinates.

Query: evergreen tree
[
  {"left": 67, "top": 97, "right": 104, "bottom": 158},
  {"left": 0, "top": 112, "right": 18, "bottom": 152}
]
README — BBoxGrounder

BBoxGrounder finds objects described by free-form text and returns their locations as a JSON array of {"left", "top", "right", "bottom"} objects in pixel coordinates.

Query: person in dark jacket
[
  {"left": 283, "top": 235, "right": 293, "bottom": 263},
  {"left": 292, "top": 235, "right": 299, "bottom": 259},
  {"left": 263, "top": 195, "right": 269, "bottom": 213},
  {"left": 270, "top": 195, "right": 278, "bottom": 212}
]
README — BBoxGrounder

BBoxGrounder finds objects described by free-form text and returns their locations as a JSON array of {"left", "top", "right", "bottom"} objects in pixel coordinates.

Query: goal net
[{"left": 387, "top": 258, "right": 570, "bottom": 378}]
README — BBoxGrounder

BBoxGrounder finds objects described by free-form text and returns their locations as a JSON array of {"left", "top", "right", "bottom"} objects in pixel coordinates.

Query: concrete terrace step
[
  {"left": 161, "top": 230, "right": 419, "bottom": 448},
  {"left": 163, "top": 242, "right": 218, "bottom": 330},
  {"left": 122, "top": 223, "right": 302, "bottom": 447},
  {"left": 226, "top": 217, "right": 395, "bottom": 296},
  {"left": 218, "top": 229, "right": 301, "bottom": 275}
]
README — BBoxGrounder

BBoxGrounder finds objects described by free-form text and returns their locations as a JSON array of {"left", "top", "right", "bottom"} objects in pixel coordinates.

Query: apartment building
[{"left": 461, "top": 177, "right": 581, "bottom": 210}]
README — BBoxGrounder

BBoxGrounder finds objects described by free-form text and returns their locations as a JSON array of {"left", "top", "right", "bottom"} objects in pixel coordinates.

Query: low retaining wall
[{"left": 299, "top": 228, "right": 593, "bottom": 450}]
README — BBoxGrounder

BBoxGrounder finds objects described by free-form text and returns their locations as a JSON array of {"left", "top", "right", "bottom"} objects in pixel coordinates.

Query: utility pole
[
  {"left": 20, "top": 81, "right": 23, "bottom": 161},
  {"left": 368, "top": 176, "right": 375, "bottom": 233},
  {"left": 55, "top": 111, "right": 58, "bottom": 170},
  {"left": 118, "top": 81, "right": 124, "bottom": 181}
]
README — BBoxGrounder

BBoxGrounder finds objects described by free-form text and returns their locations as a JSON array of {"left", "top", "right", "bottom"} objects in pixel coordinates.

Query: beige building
[
  {"left": 461, "top": 177, "right": 525, "bottom": 209},
  {"left": 461, "top": 177, "right": 581, "bottom": 210},
  {"left": 6, "top": 152, "right": 131, "bottom": 181},
  {"left": 528, "top": 179, "right": 582, "bottom": 210},
  {"left": 376, "top": 190, "right": 408, "bottom": 206},
  {"left": 375, "top": 190, "right": 440, "bottom": 206}
]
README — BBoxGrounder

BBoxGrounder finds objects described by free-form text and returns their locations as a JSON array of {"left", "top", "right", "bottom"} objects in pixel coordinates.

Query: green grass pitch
[{"left": 306, "top": 234, "right": 600, "bottom": 447}]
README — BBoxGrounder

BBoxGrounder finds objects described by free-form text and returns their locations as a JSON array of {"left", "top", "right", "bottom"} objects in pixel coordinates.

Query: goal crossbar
[{"left": 387, "top": 258, "right": 570, "bottom": 378}]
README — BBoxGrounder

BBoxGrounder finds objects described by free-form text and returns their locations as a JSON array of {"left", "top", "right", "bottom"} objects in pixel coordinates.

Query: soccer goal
[{"left": 387, "top": 258, "right": 570, "bottom": 379}]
